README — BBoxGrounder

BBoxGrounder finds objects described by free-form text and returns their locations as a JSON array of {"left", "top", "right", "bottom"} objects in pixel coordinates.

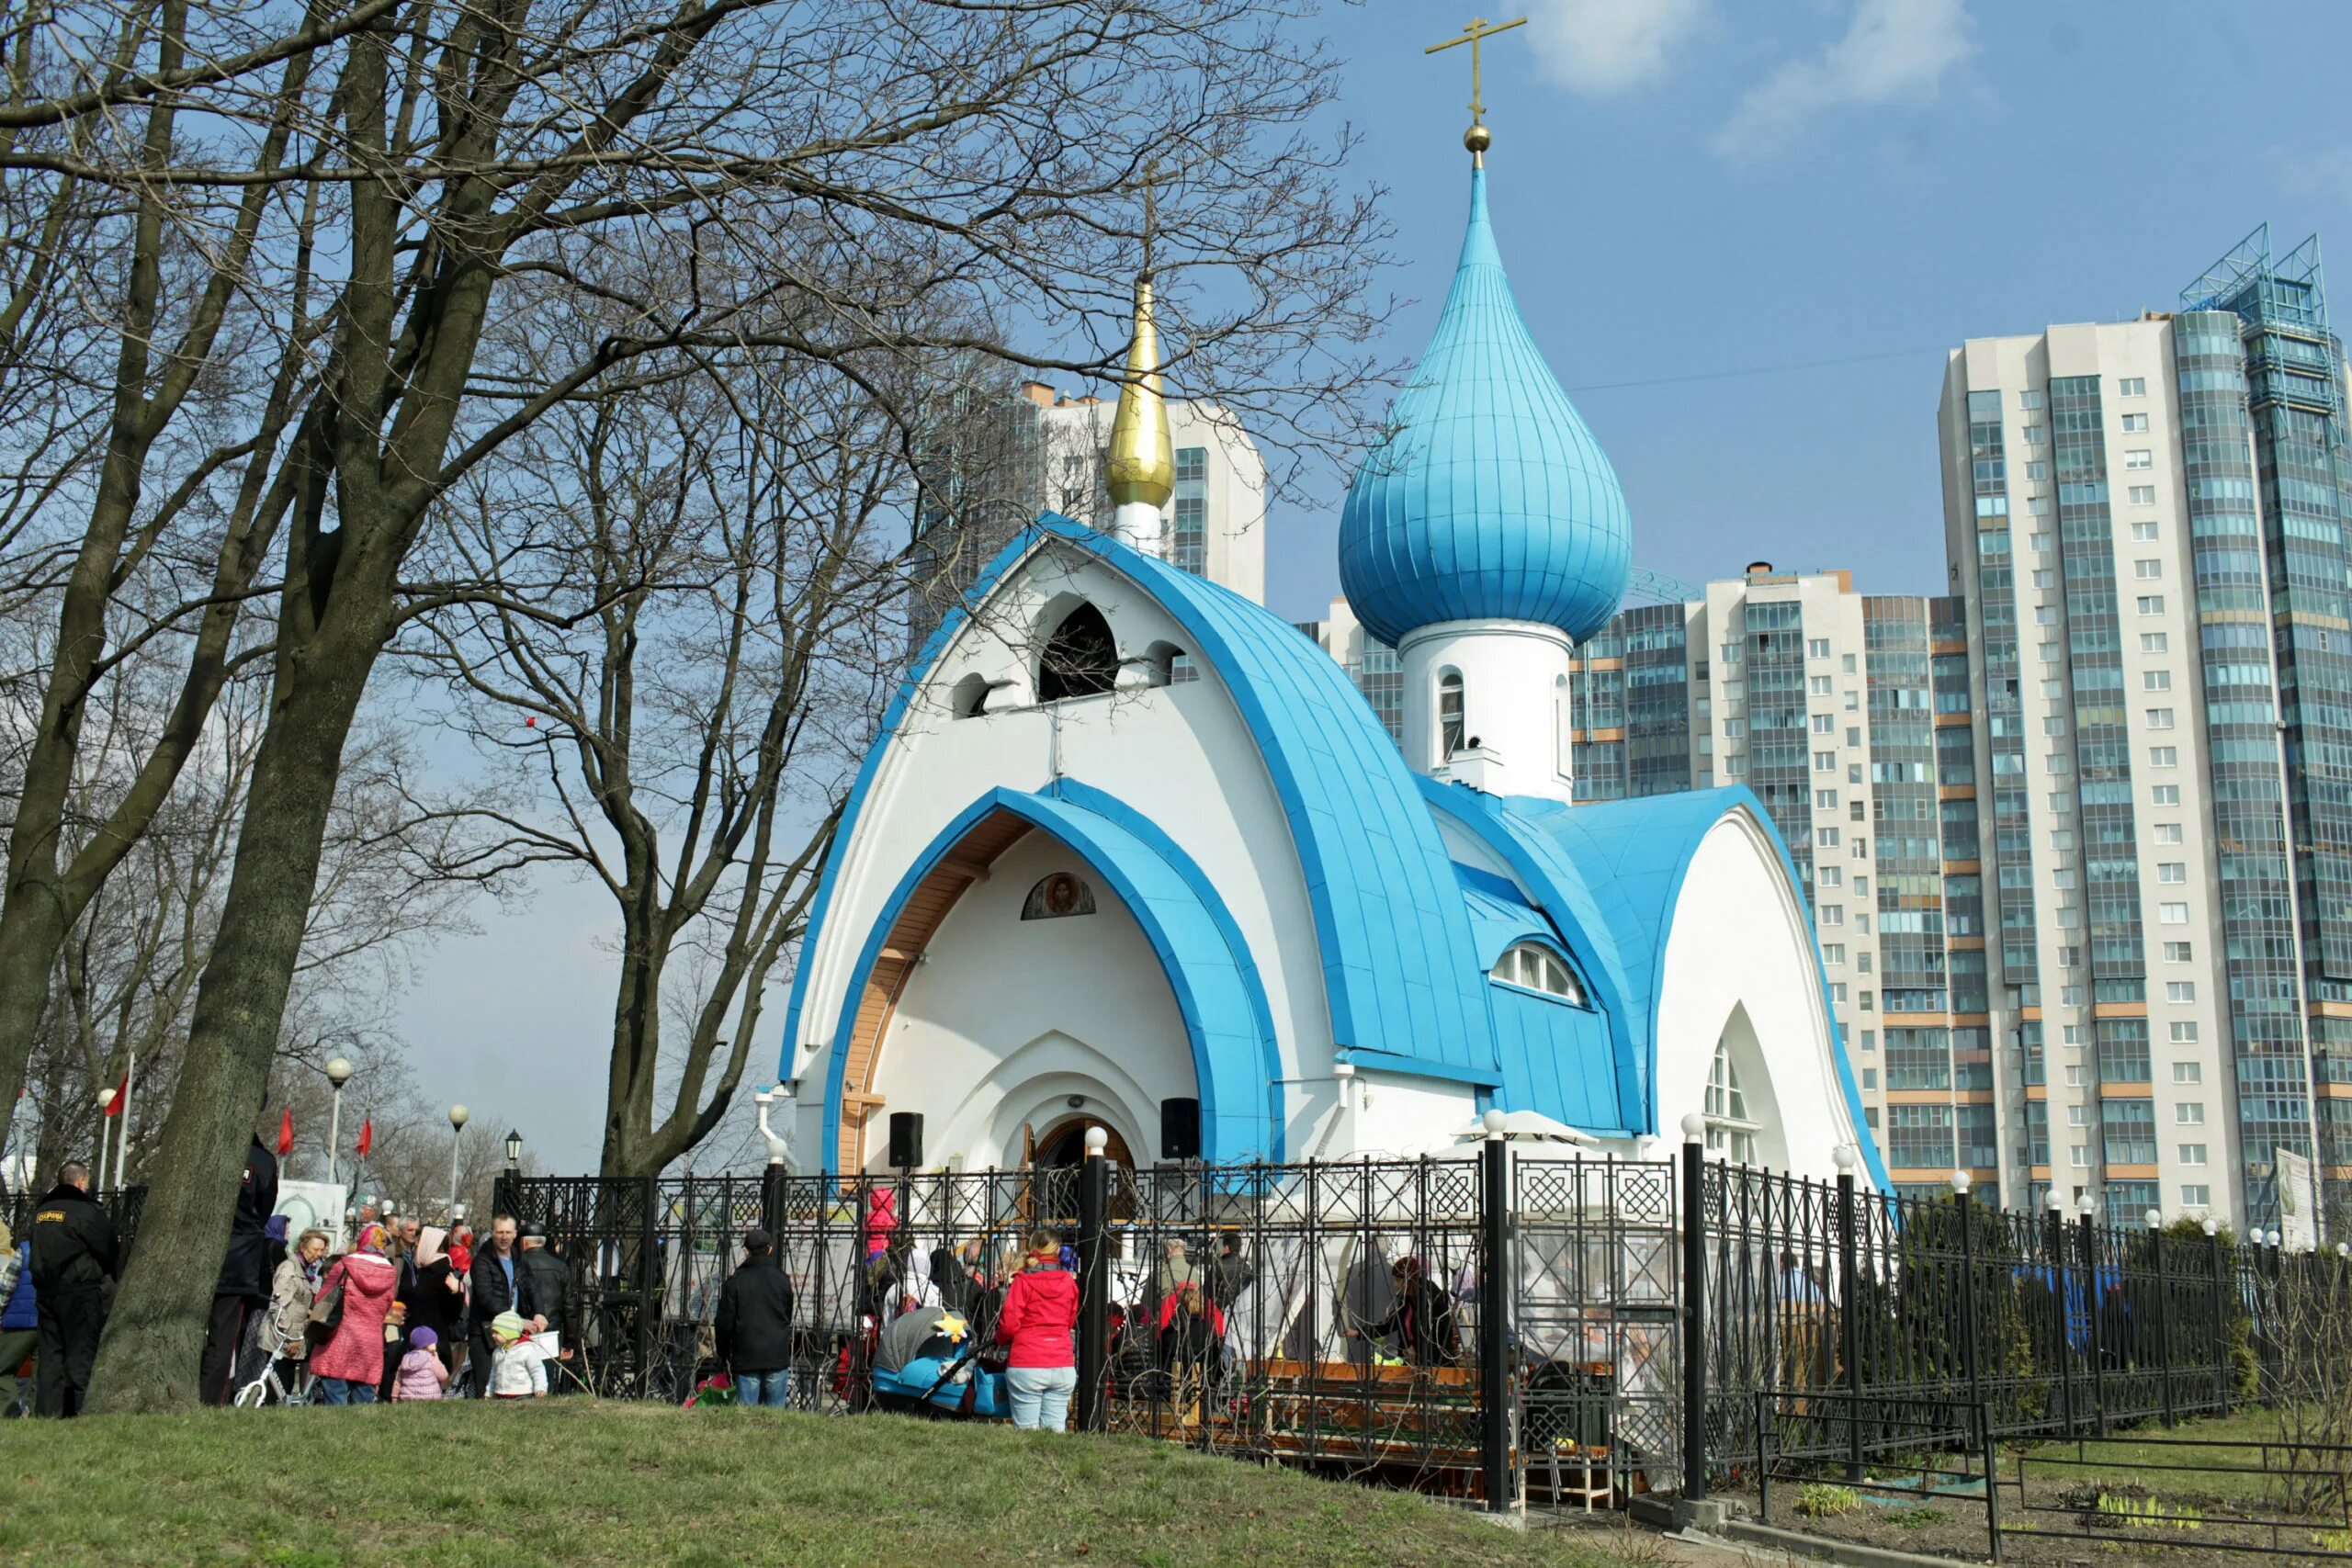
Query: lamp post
[
  {"left": 504, "top": 1128, "right": 523, "bottom": 1170},
  {"left": 447, "top": 1104, "right": 469, "bottom": 1224},
  {"left": 94, "top": 1087, "right": 116, "bottom": 1190},
  {"left": 324, "top": 1057, "right": 355, "bottom": 1187}
]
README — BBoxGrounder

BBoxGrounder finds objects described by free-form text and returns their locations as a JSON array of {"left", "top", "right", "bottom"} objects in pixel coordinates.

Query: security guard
[{"left": 28, "top": 1160, "right": 119, "bottom": 1416}]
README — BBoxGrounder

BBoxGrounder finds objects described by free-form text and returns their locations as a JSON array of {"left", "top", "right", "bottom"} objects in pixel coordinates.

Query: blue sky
[
  {"left": 1263, "top": 0, "right": 2352, "bottom": 621},
  {"left": 398, "top": 0, "right": 2352, "bottom": 1172}
]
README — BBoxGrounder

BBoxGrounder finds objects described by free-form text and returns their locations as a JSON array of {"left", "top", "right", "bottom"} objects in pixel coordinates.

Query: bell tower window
[
  {"left": 1038, "top": 603, "right": 1119, "bottom": 703},
  {"left": 1439, "top": 670, "right": 1465, "bottom": 760}
]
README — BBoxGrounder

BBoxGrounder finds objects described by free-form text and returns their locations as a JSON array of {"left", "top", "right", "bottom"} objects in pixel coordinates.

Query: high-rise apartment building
[
  {"left": 910, "top": 381, "right": 1266, "bottom": 645},
  {"left": 1937, "top": 225, "right": 2352, "bottom": 1233}
]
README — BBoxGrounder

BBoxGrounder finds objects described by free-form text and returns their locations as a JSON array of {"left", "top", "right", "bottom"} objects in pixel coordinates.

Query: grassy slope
[
  {"left": 2015, "top": 1406, "right": 2328, "bottom": 1506},
  {"left": 0, "top": 1404, "right": 1652, "bottom": 1568}
]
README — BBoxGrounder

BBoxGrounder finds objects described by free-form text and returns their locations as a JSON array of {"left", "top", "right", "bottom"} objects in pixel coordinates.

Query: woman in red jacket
[
  {"left": 992, "top": 1230, "right": 1078, "bottom": 1430},
  {"left": 308, "top": 1227, "right": 401, "bottom": 1404}
]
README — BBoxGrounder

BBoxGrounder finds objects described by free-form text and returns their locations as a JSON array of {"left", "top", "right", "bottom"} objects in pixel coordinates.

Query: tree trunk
[{"left": 83, "top": 614, "right": 383, "bottom": 1412}]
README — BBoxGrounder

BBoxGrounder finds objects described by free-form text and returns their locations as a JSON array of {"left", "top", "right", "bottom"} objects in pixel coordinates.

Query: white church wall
[
  {"left": 786, "top": 545, "right": 1341, "bottom": 1166},
  {"left": 867, "top": 832, "right": 1193, "bottom": 1169},
  {"left": 1650, "top": 810, "right": 1869, "bottom": 1187},
  {"left": 1396, "top": 617, "right": 1575, "bottom": 803},
  {"left": 1348, "top": 1070, "right": 1480, "bottom": 1160}
]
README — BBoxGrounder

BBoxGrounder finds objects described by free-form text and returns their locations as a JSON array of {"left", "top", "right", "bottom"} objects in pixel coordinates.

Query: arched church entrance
[{"left": 826, "top": 790, "right": 1274, "bottom": 1175}]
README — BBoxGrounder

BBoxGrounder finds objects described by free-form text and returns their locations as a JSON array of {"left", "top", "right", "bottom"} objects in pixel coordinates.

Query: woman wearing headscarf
[
  {"left": 309, "top": 1224, "right": 401, "bottom": 1404},
  {"left": 402, "top": 1225, "right": 466, "bottom": 1371}
]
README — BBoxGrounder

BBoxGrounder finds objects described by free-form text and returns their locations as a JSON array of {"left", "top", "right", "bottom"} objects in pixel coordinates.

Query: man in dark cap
[
  {"left": 28, "top": 1161, "right": 118, "bottom": 1416},
  {"left": 514, "top": 1221, "right": 577, "bottom": 1393},
  {"left": 715, "top": 1227, "right": 796, "bottom": 1407}
]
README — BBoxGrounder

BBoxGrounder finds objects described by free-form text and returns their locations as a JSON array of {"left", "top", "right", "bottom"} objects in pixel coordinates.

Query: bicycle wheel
[{"left": 231, "top": 1378, "right": 268, "bottom": 1409}]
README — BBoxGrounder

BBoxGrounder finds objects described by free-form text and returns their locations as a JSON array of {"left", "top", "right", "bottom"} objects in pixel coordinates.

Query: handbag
[{"left": 307, "top": 1267, "right": 346, "bottom": 1338}]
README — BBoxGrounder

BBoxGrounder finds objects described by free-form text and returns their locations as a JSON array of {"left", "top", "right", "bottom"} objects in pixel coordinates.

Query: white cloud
[
  {"left": 1525, "top": 0, "right": 1709, "bottom": 96},
  {"left": 1713, "top": 0, "right": 1975, "bottom": 160}
]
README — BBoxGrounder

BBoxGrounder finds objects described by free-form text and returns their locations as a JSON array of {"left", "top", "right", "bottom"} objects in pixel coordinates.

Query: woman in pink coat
[{"left": 308, "top": 1226, "right": 400, "bottom": 1404}]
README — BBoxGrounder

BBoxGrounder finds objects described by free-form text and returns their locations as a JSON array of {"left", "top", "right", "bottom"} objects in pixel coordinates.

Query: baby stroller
[{"left": 232, "top": 1303, "right": 314, "bottom": 1408}]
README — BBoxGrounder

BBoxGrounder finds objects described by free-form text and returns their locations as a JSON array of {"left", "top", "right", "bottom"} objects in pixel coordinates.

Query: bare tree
[{"left": 6, "top": 0, "right": 1388, "bottom": 1411}]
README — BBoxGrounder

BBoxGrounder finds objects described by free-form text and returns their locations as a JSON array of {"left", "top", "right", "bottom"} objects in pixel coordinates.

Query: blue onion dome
[{"left": 1339, "top": 164, "right": 1633, "bottom": 649}]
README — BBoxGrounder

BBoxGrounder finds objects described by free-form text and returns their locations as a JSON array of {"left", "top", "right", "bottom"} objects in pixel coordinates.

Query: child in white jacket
[{"left": 488, "top": 1311, "right": 548, "bottom": 1398}]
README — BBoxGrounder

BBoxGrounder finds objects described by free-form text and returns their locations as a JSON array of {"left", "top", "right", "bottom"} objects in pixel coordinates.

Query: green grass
[
  {"left": 0, "top": 1403, "right": 1654, "bottom": 1567},
  {"left": 2015, "top": 1406, "right": 2333, "bottom": 1506}
]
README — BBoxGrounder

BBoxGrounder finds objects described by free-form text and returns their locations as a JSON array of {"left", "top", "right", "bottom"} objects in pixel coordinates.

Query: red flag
[
  {"left": 277, "top": 1106, "right": 295, "bottom": 1156},
  {"left": 356, "top": 1117, "right": 373, "bottom": 1157},
  {"left": 102, "top": 1066, "right": 129, "bottom": 1116}
]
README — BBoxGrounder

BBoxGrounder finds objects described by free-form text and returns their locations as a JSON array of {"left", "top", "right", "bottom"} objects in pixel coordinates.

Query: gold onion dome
[{"left": 1105, "top": 273, "right": 1174, "bottom": 510}]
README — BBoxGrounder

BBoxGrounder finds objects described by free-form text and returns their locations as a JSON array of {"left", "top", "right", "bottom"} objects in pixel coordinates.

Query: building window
[
  {"left": 2176, "top": 1102, "right": 2205, "bottom": 1125},
  {"left": 1020, "top": 872, "right": 1098, "bottom": 920},
  {"left": 2169, "top": 1021, "right": 2199, "bottom": 1042},
  {"left": 1812, "top": 713, "right": 1836, "bottom": 734},
  {"left": 2124, "top": 449, "right": 2153, "bottom": 469},
  {"left": 2131, "top": 521, "right": 2158, "bottom": 539},
  {"left": 2137, "top": 595, "right": 2165, "bottom": 615},
  {"left": 2172, "top": 1062, "right": 2201, "bottom": 1085},
  {"left": 1807, "top": 637, "right": 1831, "bottom": 659},
  {"left": 2157, "top": 862, "right": 2185, "bottom": 883},
  {"left": 2181, "top": 1184, "right": 2211, "bottom": 1208},
  {"left": 1037, "top": 603, "right": 1121, "bottom": 702},
  {"left": 2162, "top": 940, "right": 2191, "bottom": 961},
  {"left": 2143, "top": 671, "right": 2171, "bottom": 692},
  {"left": 1814, "top": 750, "right": 1837, "bottom": 772},
  {"left": 2134, "top": 558, "right": 2162, "bottom": 580},
  {"left": 1491, "top": 942, "right": 1586, "bottom": 1005},
  {"left": 1703, "top": 1040, "right": 1759, "bottom": 1166},
  {"left": 2165, "top": 981, "right": 2195, "bottom": 1003},
  {"left": 2141, "top": 633, "right": 2168, "bottom": 653},
  {"left": 1843, "top": 654, "right": 1857, "bottom": 673},
  {"left": 2021, "top": 425, "right": 2047, "bottom": 446},
  {"left": 2118, "top": 378, "right": 2146, "bottom": 397},
  {"left": 2148, "top": 746, "right": 2177, "bottom": 767},
  {"left": 2159, "top": 902, "right": 2188, "bottom": 924},
  {"left": 2129, "top": 486, "right": 2156, "bottom": 506},
  {"left": 1820, "top": 905, "right": 1843, "bottom": 927},
  {"left": 2151, "top": 784, "right": 2179, "bottom": 806},
  {"left": 1815, "top": 790, "right": 1838, "bottom": 808},
  {"left": 2120, "top": 412, "right": 2150, "bottom": 432},
  {"left": 2178, "top": 1144, "right": 2208, "bottom": 1166},
  {"left": 1819, "top": 865, "right": 1842, "bottom": 888},
  {"left": 1823, "top": 943, "right": 1846, "bottom": 964},
  {"left": 1809, "top": 675, "right": 1832, "bottom": 695},
  {"left": 2018, "top": 389, "right": 2045, "bottom": 409},
  {"left": 1438, "top": 669, "right": 1465, "bottom": 759},
  {"left": 2030, "top": 531, "right": 2053, "bottom": 553},
  {"left": 2146, "top": 708, "right": 2175, "bottom": 729}
]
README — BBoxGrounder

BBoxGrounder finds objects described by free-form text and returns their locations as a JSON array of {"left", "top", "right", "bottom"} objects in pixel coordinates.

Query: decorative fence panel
[{"left": 495, "top": 1152, "right": 2348, "bottom": 1515}]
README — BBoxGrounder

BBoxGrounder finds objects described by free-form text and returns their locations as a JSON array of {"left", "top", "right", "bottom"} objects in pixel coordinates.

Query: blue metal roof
[
  {"left": 1433, "top": 783, "right": 1890, "bottom": 1185},
  {"left": 1338, "top": 163, "right": 1633, "bottom": 648},
  {"left": 814, "top": 787, "right": 1280, "bottom": 1167},
  {"left": 779, "top": 513, "right": 1501, "bottom": 1159}
]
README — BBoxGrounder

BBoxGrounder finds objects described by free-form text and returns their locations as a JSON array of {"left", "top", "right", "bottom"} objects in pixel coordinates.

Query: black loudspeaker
[
  {"left": 888, "top": 1111, "right": 924, "bottom": 1169},
  {"left": 1160, "top": 1097, "right": 1201, "bottom": 1161}
]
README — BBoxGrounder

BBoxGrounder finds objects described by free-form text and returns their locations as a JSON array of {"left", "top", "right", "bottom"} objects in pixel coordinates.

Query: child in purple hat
[{"left": 392, "top": 1325, "right": 453, "bottom": 1401}]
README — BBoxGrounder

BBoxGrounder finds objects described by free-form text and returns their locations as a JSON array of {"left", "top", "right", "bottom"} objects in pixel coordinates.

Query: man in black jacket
[
  {"left": 28, "top": 1162, "right": 119, "bottom": 1416},
  {"left": 514, "top": 1223, "right": 577, "bottom": 1393},
  {"left": 466, "top": 1213, "right": 520, "bottom": 1396},
  {"left": 199, "top": 1132, "right": 279, "bottom": 1404},
  {"left": 715, "top": 1228, "right": 795, "bottom": 1406}
]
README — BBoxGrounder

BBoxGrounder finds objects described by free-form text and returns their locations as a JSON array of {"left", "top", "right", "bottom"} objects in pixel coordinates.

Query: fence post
[
  {"left": 762, "top": 1159, "right": 786, "bottom": 1240},
  {"left": 2080, "top": 1207, "right": 2105, "bottom": 1437},
  {"left": 1835, "top": 1146, "right": 1863, "bottom": 1483},
  {"left": 2208, "top": 1225, "right": 2230, "bottom": 1416},
  {"left": 637, "top": 1174, "right": 660, "bottom": 1396},
  {"left": 2047, "top": 1195, "right": 2074, "bottom": 1437},
  {"left": 1679, "top": 1116, "right": 1708, "bottom": 1506},
  {"left": 2148, "top": 1215, "right": 2174, "bottom": 1428},
  {"left": 1954, "top": 1172, "right": 1984, "bottom": 1434},
  {"left": 1076, "top": 1129, "right": 1110, "bottom": 1434},
  {"left": 1479, "top": 1122, "right": 1512, "bottom": 1514}
]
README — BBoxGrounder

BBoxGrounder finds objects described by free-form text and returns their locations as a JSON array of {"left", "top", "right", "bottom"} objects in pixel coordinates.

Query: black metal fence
[{"left": 497, "top": 1152, "right": 2349, "bottom": 1517}]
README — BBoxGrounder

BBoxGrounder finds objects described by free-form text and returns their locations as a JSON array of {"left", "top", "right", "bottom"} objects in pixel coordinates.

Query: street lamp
[
  {"left": 95, "top": 1086, "right": 117, "bottom": 1190},
  {"left": 504, "top": 1128, "right": 523, "bottom": 1169},
  {"left": 447, "top": 1103, "right": 469, "bottom": 1224},
  {"left": 324, "top": 1057, "right": 355, "bottom": 1187}
]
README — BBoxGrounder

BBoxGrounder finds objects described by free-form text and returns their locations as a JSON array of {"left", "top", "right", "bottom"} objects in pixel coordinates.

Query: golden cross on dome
[{"left": 1425, "top": 15, "right": 1527, "bottom": 154}]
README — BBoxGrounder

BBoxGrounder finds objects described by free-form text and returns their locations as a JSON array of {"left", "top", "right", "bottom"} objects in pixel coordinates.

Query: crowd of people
[{"left": 0, "top": 1143, "right": 581, "bottom": 1415}]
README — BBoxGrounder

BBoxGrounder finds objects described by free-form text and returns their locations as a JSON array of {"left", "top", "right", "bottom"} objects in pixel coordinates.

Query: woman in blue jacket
[{"left": 0, "top": 1234, "right": 34, "bottom": 1408}]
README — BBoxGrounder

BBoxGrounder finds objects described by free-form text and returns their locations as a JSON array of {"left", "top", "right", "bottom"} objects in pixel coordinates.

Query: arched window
[
  {"left": 1438, "top": 669, "right": 1465, "bottom": 760},
  {"left": 1490, "top": 942, "right": 1586, "bottom": 1006},
  {"left": 1021, "top": 872, "right": 1097, "bottom": 919},
  {"left": 1704, "top": 1040, "right": 1760, "bottom": 1166},
  {"left": 950, "top": 672, "right": 990, "bottom": 718},
  {"left": 1037, "top": 603, "right": 1119, "bottom": 703}
]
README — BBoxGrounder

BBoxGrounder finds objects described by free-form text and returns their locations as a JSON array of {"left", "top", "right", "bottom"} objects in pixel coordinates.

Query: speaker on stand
[
  {"left": 1160, "top": 1097, "right": 1201, "bottom": 1162},
  {"left": 888, "top": 1111, "right": 924, "bottom": 1170}
]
